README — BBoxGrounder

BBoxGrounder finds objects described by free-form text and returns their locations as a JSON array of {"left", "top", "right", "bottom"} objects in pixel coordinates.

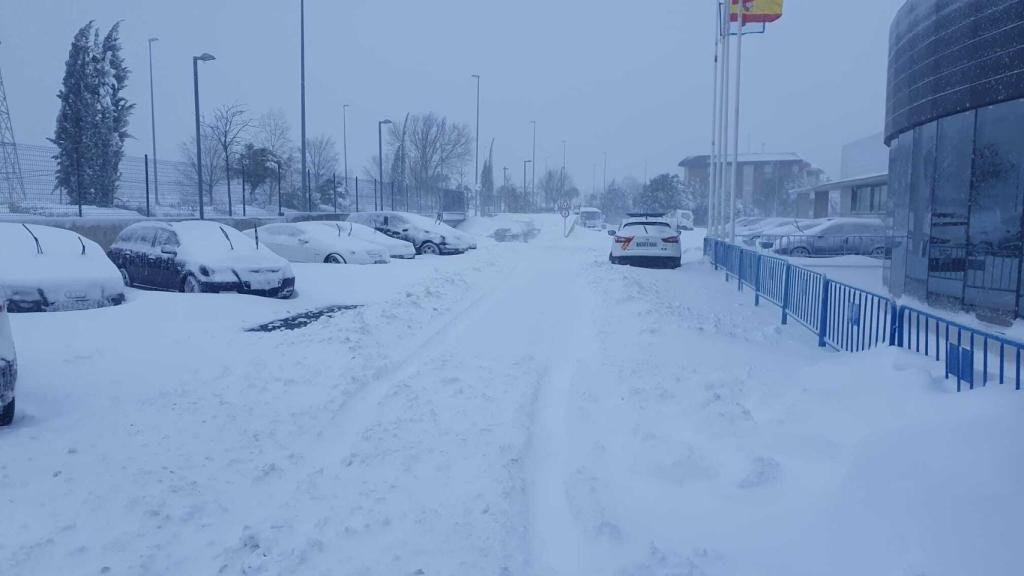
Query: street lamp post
[
  {"left": 523, "top": 159, "right": 532, "bottom": 212},
  {"left": 603, "top": 151, "right": 608, "bottom": 195},
  {"left": 472, "top": 74, "right": 480, "bottom": 215},
  {"left": 530, "top": 120, "right": 536, "bottom": 210},
  {"left": 147, "top": 37, "right": 159, "bottom": 205},
  {"left": 342, "top": 104, "right": 349, "bottom": 200},
  {"left": 561, "top": 140, "right": 567, "bottom": 203},
  {"left": 300, "top": 0, "right": 308, "bottom": 212},
  {"left": 378, "top": 119, "right": 393, "bottom": 212},
  {"left": 192, "top": 53, "right": 215, "bottom": 220}
]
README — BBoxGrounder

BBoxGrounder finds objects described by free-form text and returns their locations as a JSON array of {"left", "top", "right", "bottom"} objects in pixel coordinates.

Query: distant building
[
  {"left": 792, "top": 133, "right": 889, "bottom": 219},
  {"left": 678, "top": 152, "right": 824, "bottom": 217}
]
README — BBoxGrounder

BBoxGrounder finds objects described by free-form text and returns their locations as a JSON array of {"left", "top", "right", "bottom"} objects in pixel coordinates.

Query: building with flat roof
[{"left": 678, "top": 152, "right": 823, "bottom": 217}]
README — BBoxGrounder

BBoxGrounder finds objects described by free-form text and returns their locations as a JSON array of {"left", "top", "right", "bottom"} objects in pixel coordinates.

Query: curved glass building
[{"left": 886, "top": 0, "right": 1024, "bottom": 322}]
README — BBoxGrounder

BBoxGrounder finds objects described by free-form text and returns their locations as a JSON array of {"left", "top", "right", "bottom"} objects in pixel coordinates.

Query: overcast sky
[{"left": 1, "top": 0, "right": 903, "bottom": 189}]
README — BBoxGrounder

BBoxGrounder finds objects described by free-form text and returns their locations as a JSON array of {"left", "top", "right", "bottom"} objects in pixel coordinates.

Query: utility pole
[
  {"left": 472, "top": 74, "right": 480, "bottom": 215},
  {"left": 0, "top": 41, "right": 27, "bottom": 207},
  {"left": 530, "top": 120, "right": 536, "bottom": 210},
  {"left": 192, "top": 53, "right": 216, "bottom": 220},
  {"left": 300, "top": 0, "right": 308, "bottom": 211},
  {"left": 603, "top": 151, "right": 607, "bottom": 196},
  {"left": 342, "top": 104, "right": 349, "bottom": 200},
  {"left": 147, "top": 38, "right": 160, "bottom": 204}
]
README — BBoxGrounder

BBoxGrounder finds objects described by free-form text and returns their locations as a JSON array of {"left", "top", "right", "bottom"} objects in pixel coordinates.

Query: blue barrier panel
[
  {"left": 824, "top": 281, "right": 897, "bottom": 353},
  {"left": 757, "top": 255, "right": 788, "bottom": 307},
  {"left": 738, "top": 250, "right": 759, "bottom": 292},
  {"left": 898, "top": 306, "right": 1024, "bottom": 392},
  {"left": 785, "top": 265, "right": 825, "bottom": 333}
]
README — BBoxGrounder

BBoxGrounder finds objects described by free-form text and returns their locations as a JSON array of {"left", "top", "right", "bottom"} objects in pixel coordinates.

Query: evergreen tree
[
  {"left": 50, "top": 21, "right": 132, "bottom": 208},
  {"left": 635, "top": 173, "right": 684, "bottom": 214},
  {"left": 51, "top": 21, "right": 98, "bottom": 205},
  {"left": 480, "top": 139, "right": 495, "bottom": 214}
]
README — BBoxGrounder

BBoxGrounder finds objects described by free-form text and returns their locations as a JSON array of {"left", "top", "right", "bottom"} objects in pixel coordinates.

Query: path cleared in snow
[{"left": 2, "top": 217, "right": 1022, "bottom": 576}]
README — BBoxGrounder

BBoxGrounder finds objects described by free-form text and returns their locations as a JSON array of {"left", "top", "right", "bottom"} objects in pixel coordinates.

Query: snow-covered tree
[
  {"left": 633, "top": 173, "right": 684, "bottom": 214},
  {"left": 51, "top": 21, "right": 132, "bottom": 208}
]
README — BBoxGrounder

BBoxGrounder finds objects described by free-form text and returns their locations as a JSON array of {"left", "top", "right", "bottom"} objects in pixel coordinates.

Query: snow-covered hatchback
[
  {"left": 109, "top": 221, "right": 296, "bottom": 298},
  {"left": 0, "top": 294, "right": 16, "bottom": 426},
  {"left": 608, "top": 217, "right": 682, "bottom": 269},
  {"left": 0, "top": 223, "right": 126, "bottom": 313}
]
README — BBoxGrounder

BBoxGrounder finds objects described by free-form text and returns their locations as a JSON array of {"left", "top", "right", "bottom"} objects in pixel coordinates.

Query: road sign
[
  {"left": 560, "top": 209, "right": 570, "bottom": 219},
  {"left": 558, "top": 200, "right": 570, "bottom": 211}
]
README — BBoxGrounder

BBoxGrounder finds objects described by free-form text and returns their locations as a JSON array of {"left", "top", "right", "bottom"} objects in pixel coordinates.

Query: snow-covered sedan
[
  {"left": 348, "top": 211, "right": 473, "bottom": 255},
  {"left": 607, "top": 216, "right": 682, "bottom": 269},
  {"left": 108, "top": 221, "right": 295, "bottom": 298},
  {"left": 0, "top": 223, "right": 126, "bottom": 312},
  {"left": 0, "top": 295, "right": 16, "bottom": 426},
  {"left": 316, "top": 221, "right": 416, "bottom": 259},
  {"left": 246, "top": 222, "right": 390, "bottom": 265}
]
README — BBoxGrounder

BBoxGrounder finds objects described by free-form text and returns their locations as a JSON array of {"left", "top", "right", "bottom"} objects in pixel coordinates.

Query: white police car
[{"left": 608, "top": 215, "right": 682, "bottom": 269}]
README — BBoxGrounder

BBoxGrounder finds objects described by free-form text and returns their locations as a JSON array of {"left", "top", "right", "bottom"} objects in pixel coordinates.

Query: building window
[
  {"left": 964, "top": 98, "right": 1024, "bottom": 318},
  {"left": 906, "top": 122, "right": 936, "bottom": 299},
  {"left": 888, "top": 131, "right": 913, "bottom": 298},
  {"left": 851, "top": 184, "right": 888, "bottom": 214},
  {"left": 927, "top": 109, "right": 974, "bottom": 305}
]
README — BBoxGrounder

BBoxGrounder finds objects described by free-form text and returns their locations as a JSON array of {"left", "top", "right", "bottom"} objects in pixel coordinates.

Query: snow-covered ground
[{"left": 1, "top": 216, "right": 1021, "bottom": 575}]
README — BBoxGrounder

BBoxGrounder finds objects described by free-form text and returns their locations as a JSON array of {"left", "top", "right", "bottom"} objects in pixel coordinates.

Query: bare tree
[
  {"left": 405, "top": 113, "right": 473, "bottom": 210},
  {"left": 178, "top": 123, "right": 225, "bottom": 205},
  {"left": 306, "top": 134, "right": 338, "bottom": 190},
  {"left": 252, "top": 109, "right": 294, "bottom": 205},
  {"left": 205, "top": 104, "right": 251, "bottom": 216}
]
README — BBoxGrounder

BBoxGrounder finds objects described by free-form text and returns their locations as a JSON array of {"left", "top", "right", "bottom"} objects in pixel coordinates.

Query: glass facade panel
[
  {"left": 928, "top": 110, "right": 974, "bottom": 305},
  {"left": 888, "top": 132, "right": 913, "bottom": 298},
  {"left": 906, "top": 123, "right": 936, "bottom": 300},
  {"left": 963, "top": 99, "right": 1024, "bottom": 318}
]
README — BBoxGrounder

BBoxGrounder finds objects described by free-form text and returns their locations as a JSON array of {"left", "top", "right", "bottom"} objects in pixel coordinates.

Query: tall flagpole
[
  {"left": 730, "top": 1, "right": 746, "bottom": 243},
  {"left": 719, "top": 4, "right": 731, "bottom": 239},
  {"left": 709, "top": 1, "right": 721, "bottom": 238}
]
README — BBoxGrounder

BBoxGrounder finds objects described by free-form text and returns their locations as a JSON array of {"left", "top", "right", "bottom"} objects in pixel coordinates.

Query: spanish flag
[{"left": 729, "top": 0, "right": 784, "bottom": 24}]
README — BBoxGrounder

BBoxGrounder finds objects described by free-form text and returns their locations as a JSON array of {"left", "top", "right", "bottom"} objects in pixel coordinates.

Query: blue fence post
[
  {"left": 780, "top": 264, "right": 791, "bottom": 325},
  {"left": 817, "top": 278, "right": 831, "bottom": 348},
  {"left": 753, "top": 254, "right": 762, "bottom": 306},
  {"left": 738, "top": 250, "right": 744, "bottom": 292},
  {"left": 888, "top": 303, "right": 900, "bottom": 347},
  {"left": 712, "top": 240, "right": 720, "bottom": 271}
]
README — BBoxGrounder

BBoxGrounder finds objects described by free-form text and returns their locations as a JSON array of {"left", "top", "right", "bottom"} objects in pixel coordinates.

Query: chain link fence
[{"left": 1, "top": 143, "right": 466, "bottom": 219}]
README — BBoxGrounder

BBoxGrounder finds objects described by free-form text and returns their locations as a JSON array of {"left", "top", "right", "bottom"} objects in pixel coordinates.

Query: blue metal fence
[{"left": 703, "top": 237, "right": 1024, "bottom": 390}]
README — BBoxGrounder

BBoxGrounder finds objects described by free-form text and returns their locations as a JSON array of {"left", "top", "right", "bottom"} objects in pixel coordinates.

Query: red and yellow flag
[{"left": 729, "top": 0, "right": 784, "bottom": 24}]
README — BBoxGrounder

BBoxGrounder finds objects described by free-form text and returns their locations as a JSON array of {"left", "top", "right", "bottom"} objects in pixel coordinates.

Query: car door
[
  {"left": 152, "top": 229, "right": 182, "bottom": 289},
  {"left": 261, "top": 225, "right": 306, "bottom": 262},
  {"left": 131, "top": 226, "right": 159, "bottom": 287}
]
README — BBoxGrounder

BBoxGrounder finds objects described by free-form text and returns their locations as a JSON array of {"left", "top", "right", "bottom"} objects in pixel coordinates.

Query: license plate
[
  {"left": 634, "top": 241, "right": 658, "bottom": 248},
  {"left": 246, "top": 275, "right": 279, "bottom": 290}
]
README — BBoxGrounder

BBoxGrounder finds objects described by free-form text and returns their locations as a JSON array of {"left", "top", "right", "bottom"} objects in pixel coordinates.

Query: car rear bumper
[{"left": 613, "top": 255, "right": 681, "bottom": 269}]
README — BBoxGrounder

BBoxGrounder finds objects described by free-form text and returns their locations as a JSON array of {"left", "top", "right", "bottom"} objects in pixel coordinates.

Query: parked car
[
  {"left": 0, "top": 223, "right": 126, "bottom": 312},
  {"left": 578, "top": 207, "right": 605, "bottom": 229},
  {"left": 108, "top": 221, "right": 296, "bottom": 298},
  {"left": 607, "top": 216, "right": 681, "bottom": 269},
  {"left": 769, "top": 218, "right": 890, "bottom": 258},
  {"left": 0, "top": 294, "right": 16, "bottom": 426},
  {"left": 347, "top": 211, "right": 473, "bottom": 255},
  {"left": 320, "top": 221, "right": 417, "bottom": 259},
  {"left": 755, "top": 219, "right": 830, "bottom": 249},
  {"left": 664, "top": 209, "right": 695, "bottom": 231},
  {"left": 246, "top": 222, "right": 390, "bottom": 265}
]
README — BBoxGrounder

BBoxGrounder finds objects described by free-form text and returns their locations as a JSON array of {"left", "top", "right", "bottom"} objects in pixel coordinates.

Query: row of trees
[{"left": 583, "top": 173, "right": 703, "bottom": 222}]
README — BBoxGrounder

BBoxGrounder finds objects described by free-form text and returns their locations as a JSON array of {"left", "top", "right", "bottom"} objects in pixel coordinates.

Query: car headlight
[{"left": 199, "top": 265, "right": 212, "bottom": 277}]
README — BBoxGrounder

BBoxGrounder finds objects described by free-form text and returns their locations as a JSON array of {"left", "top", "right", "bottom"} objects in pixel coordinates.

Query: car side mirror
[
  {"left": 160, "top": 246, "right": 177, "bottom": 256},
  {"left": 607, "top": 230, "right": 616, "bottom": 237},
  {"left": 298, "top": 238, "right": 309, "bottom": 245}
]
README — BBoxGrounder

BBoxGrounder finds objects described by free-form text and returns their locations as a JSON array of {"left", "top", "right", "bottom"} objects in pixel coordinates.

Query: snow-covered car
[
  {"left": 0, "top": 223, "right": 126, "bottom": 313},
  {"left": 769, "top": 218, "right": 891, "bottom": 258},
  {"left": 245, "top": 222, "right": 390, "bottom": 265},
  {"left": 607, "top": 216, "right": 682, "bottom": 269},
  {"left": 108, "top": 221, "right": 296, "bottom": 298},
  {"left": 578, "top": 207, "right": 605, "bottom": 229},
  {"left": 347, "top": 211, "right": 473, "bottom": 255},
  {"left": 0, "top": 295, "right": 16, "bottom": 426},
  {"left": 319, "top": 221, "right": 416, "bottom": 259},
  {"left": 664, "top": 209, "right": 695, "bottom": 231}
]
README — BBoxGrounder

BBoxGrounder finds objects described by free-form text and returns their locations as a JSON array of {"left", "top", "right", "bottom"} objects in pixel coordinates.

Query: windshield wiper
[
  {"left": 21, "top": 223, "right": 43, "bottom": 254},
  {"left": 219, "top": 226, "right": 235, "bottom": 250},
  {"left": 77, "top": 235, "right": 86, "bottom": 255}
]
